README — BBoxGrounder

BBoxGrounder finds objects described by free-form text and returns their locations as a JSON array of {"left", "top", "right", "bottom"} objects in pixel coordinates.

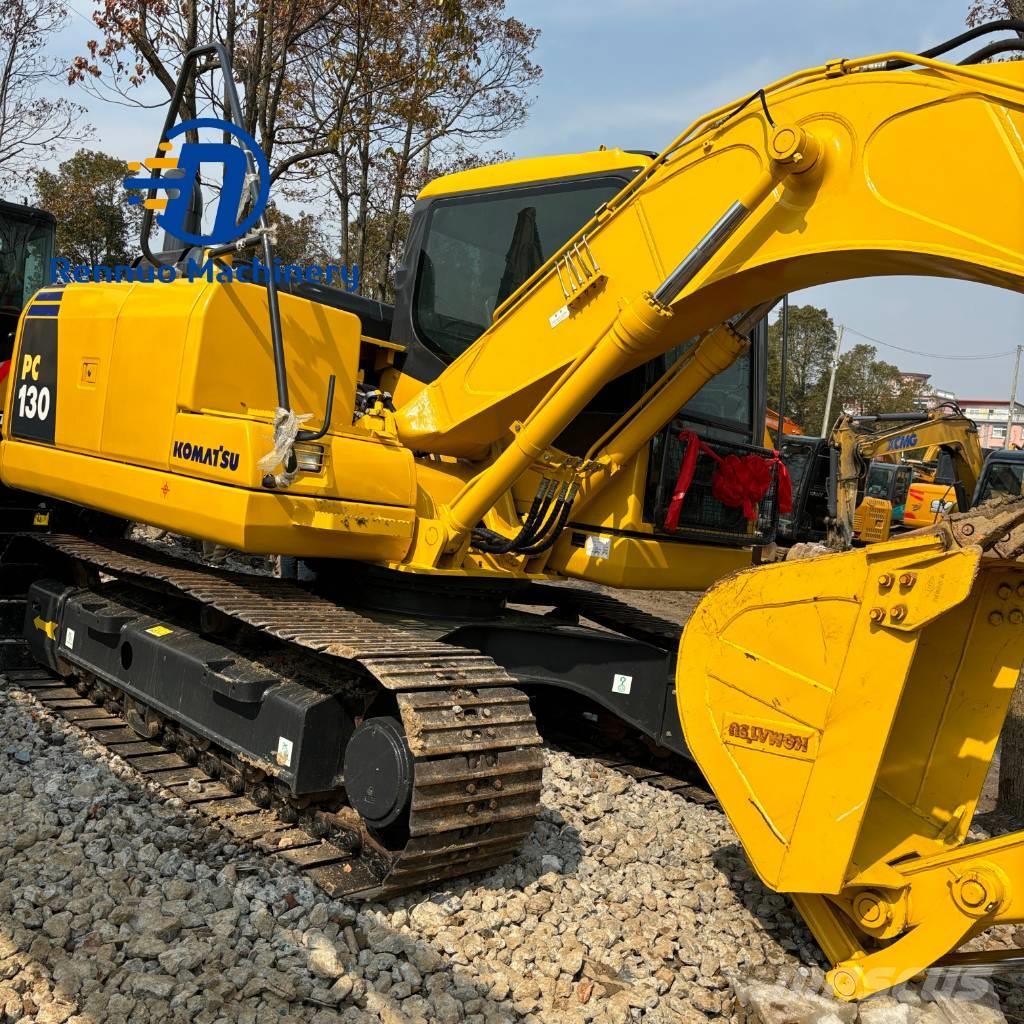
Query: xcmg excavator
[
  {"left": 835, "top": 408, "right": 985, "bottom": 543},
  {"left": 3, "top": 22, "right": 1024, "bottom": 1000},
  {"left": 775, "top": 409, "right": 985, "bottom": 549}
]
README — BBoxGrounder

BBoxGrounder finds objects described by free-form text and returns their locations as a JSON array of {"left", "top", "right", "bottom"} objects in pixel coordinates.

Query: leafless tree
[{"left": 0, "top": 0, "right": 88, "bottom": 183}]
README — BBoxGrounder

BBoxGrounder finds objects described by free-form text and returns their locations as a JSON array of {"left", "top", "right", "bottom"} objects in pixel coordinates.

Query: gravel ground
[{"left": 0, "top": 678, "right": 1020, "bottom": 1024}]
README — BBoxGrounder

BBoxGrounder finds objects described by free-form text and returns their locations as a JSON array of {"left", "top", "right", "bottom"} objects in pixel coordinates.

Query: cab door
[{"left": 890, "top": 466, "right": 913, "bottom": 524}]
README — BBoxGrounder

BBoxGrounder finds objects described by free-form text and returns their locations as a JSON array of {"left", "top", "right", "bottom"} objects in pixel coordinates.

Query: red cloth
[{"left": 664, "top": 430, "right": 792, "bottom": 530}]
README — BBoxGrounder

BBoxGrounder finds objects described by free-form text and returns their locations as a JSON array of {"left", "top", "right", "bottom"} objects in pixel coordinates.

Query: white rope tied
[{"left": 258, "top": 407, "right": 312, "bottom": 488}]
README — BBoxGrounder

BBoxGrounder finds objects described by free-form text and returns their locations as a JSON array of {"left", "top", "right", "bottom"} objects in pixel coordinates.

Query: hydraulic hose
[
  {"left": 884, "top": 19, "right": 1024, "bottom": 69},
  {"left": 471, "top": 478, "right": 558, "bottom": 553},
  {"left": 517, "top": 485, "right": 580, "bottom": 556},
  {"left": 958, "top": 39, "right": 1024, "bottom": 64}
]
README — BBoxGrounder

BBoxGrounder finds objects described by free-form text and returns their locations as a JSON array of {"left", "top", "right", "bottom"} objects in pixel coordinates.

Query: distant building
[
  {"left": 958, "top": 399, "right": 1024, "bottom": 448},
  {"left": 900, "top": 370, "right": 957, "bottom": 411}
]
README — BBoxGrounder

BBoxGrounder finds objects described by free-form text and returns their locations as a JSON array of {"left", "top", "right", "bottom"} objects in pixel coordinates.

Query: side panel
[
  {"left": 8, "top": 317, "right": 57, "bottom": 444},
  {"left": 0, "top": 442, "right": 415, "bottom": 561}
]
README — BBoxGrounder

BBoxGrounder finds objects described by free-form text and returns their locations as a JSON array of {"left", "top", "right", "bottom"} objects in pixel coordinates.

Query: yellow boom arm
[{"left": 394, "top": 53, "right": 1024, "bottom": 569}]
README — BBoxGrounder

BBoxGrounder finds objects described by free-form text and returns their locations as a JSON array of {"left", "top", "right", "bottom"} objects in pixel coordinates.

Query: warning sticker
[
  {"left": 146, "top": 625, "right": 174, "bottom": 638},
  {"left": 585, "top": 535, "right": 612, "bottom": 560},
  {"left": 276, "top": 737, "right": 294, "bottom": 767},
  {"left": 64, "top": 627, "right": 75, "bottom": 651},
  {"left": 612, "top": 673, "right": 633, "bottom": 695},
  {"left": 549, "top": 305, "right": 570, "bottom": 328}
]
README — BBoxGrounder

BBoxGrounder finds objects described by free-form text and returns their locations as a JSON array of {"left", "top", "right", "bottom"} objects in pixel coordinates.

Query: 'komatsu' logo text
[
  {"left": 172, "top": 440, "right": 240, "bottom": 472},
  {"left": 727, "top": 720, "right": 810, "bottom": 753}
]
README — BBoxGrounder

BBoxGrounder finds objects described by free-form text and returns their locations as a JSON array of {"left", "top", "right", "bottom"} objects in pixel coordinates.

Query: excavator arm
[
  {"left": 384, "top": 33, "right": 1024, "bottom": 1001},
  {"left": 393, "top": 49, "right": 1024, "bottom": 571}
]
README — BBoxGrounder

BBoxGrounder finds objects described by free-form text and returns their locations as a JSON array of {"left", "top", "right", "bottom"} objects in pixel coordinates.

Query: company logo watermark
[
  {"left": 48, "top": 257, "right": 359, "bottom": 290},
  {"left": 46, "top": 114, "right": 359, "bottom": 290},
  {"left": 123, "top": 117, "right": 270, "bottom": 248}
]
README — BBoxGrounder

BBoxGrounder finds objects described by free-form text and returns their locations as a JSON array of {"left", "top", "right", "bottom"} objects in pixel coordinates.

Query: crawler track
[
  {"left": 3, "top": 657, "right": 544, "bottom": 899},
  {"left": 4, "top": 532, "right": 713, "bottom": 899},
  {"left": 12, "top": 534, "right": 547, "bottom": 899}
]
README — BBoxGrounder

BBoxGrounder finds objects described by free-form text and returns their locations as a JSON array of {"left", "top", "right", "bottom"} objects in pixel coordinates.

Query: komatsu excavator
[{"left": 3, "top": 22, "right": 1024, "bottom": 1000}]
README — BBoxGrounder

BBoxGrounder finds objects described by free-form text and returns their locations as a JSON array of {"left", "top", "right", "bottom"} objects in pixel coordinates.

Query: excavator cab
[
  {"left": 777, "top": 435, "right": 831, "bottom": 545},
  {"left": 974, "top": 449, "right": 1024, "bottom": 504},
  {"left": 0, "top": 200, "right": 54, "bottom": 407},
  {"left": 853, "top": 462, "right": 912, "bottom": 542}
]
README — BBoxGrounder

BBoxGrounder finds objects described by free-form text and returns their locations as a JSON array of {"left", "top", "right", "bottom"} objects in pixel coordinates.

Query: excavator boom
[{"left": 391, "top": 51, "right": 1024, "bottom": 571}]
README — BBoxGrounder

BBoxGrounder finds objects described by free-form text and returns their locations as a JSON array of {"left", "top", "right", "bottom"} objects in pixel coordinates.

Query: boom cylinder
[
  {"left": 572, "top": 323, "right": 749, "bottom": 516},
  {"left": 443, "top": 292, "right": 673, "bottom": 539}
]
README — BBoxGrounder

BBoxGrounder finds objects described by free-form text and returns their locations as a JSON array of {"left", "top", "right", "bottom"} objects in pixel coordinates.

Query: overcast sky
[{"left": 37, "top": 0, "right": 1024, "bottom": 399}]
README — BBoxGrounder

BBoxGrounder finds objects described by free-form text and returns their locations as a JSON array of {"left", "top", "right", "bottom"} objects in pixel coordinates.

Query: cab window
[
  {"left": 978, "top": 461, "right": 1024, "bottom": 502},
  {"left": 413, "top": 177, "right": 628, "bottom": 362},
  {"left": 680, "top": 350, "right": 752, "bottom": 433},
  {"left": 865, "top": 464, "right": 894, "bottom": 499}
]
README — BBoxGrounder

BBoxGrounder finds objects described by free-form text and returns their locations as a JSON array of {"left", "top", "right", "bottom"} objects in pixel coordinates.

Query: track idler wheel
[{"left": 343, "top": 717, "right": 414, "bottom": 836}]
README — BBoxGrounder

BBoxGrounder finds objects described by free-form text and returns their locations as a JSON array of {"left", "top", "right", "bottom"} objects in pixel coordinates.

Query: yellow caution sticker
[
  {"left": 146, "top": 625, "right": 174, "bottom": 638},
  {"left": 32, "top": 616, "right": 57, "bottom": 640},
  {"left": 32, "top": 512, "right": 49, "bottom": 527}
]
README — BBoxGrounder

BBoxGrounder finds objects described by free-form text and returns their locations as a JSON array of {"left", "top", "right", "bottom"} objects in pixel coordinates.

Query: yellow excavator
[
  {"left": 833, "top": 408, "right": 985, "bottom": 544},
  {"left": 4, "top": 21, "right": 1024, "bottom": 1000}
]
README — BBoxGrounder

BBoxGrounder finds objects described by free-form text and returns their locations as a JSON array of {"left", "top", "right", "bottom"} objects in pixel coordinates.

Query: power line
[{"left": 842, "top": 324, "right": 1017, "bottom": 362}]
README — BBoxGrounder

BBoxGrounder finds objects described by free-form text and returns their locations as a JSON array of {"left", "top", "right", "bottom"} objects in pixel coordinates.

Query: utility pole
[
  {"left": 1005, "top": 344, "right": 1023, "bottom": 449},
  {"left": 820, "top": 324, "right": 845, "bottom": 437}
]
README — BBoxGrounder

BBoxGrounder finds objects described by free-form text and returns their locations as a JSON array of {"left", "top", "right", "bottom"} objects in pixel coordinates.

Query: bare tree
[
  {"left": 967, "top": 0, "right": 1024, "bottom": 24},
  {"left": 0, "top": 0, "right": 88, "bottom": 183},
  {"left": 327, "top": 0, "right": 541, "bottom": 298},
  {"left": 69, "top": 0, "right": 344, "bottom": 178},
  {"left": 70, "top": 0, "right": 541, "bottom": 296}
]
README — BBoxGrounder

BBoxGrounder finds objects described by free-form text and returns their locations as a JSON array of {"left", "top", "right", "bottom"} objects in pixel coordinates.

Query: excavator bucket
[{"left": 678, "top": 500, "right": 1024, "bottom": 1000}]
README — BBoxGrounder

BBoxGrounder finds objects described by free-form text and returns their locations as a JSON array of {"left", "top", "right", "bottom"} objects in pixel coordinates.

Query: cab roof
[{"left": 417, "top": 149, "right": 653, "bottom": 200}]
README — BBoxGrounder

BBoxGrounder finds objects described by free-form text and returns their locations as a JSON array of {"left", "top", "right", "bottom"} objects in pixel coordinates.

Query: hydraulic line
[
  {"left": 518, "top": 484, "right": 581, "bottom": 556},
  {"left": 958, "top": 40, "right": 1024, "bottom": 64},
  {"left": 471, "top": 478, "right": 559, "bottom": 553},
  {"left": 883, "top": 19, "right": 1024, "bottom": 69}
]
